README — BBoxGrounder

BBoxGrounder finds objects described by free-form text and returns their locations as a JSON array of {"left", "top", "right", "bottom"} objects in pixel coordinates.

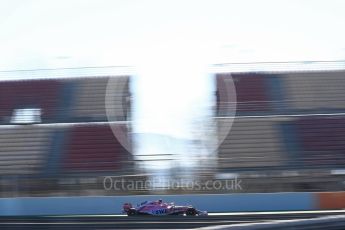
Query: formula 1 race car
[{"left": 122, "top": 199, "right": 208, "bottom": 216}]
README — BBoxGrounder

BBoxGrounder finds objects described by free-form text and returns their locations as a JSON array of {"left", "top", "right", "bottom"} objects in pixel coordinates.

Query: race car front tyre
[
  {"left": 185, "top": 208, "right": 197, "bottom": 216},
  {"left": 127, "top": 208, "right": 137, "bottom": 216}
]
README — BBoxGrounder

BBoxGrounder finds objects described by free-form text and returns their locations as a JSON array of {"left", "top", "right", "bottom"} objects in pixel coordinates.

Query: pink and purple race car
[{"left": 123, "top": 199, "right": 208, "bottom": 216}]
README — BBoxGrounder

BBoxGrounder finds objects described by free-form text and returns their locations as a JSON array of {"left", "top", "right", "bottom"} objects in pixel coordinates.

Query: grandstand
[
  {"left": 1, "top": 64, "right": 345, "bottom": 196},
  {"left": 0, "top": 74, "right": 131, "bottom": 196},
  {"left": 0, "top": 79, "right": 62, "bottom": 123},
  {"left": 68, "top": 76, "right": 130, "bottom": 122},
  {"left": 284, "top": 71, "right": 345, "bottom": 110},
  {"left": 62, "top": 123, "right": 131, "bottom": 173},
  {"left": 217, "top": 117, "right": 286, "bottom": 169},
  {"left": 215, "top": 68, "right": 345, "bottom": 192},
  {"left": 295, "top": 116, "right": 345, "bottom": 166},
  {"left": 0, "top": 125, "right": 52, "bottom": 176}
]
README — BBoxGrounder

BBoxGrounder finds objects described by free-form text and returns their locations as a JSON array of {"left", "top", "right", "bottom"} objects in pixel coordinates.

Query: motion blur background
[{"left": 1, "top": 0, "right": 345, "bottom": 198}]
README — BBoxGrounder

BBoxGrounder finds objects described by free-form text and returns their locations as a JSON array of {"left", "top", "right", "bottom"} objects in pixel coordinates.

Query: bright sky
[{"left": 1, "top": 0, "right": 345, "bottom": 72}]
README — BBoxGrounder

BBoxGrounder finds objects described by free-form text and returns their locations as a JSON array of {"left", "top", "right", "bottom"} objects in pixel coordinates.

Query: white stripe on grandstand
[
  {"left": 212, "top": 61, "right": 345, "bottom": 73},
  {"left": 0, "top": 121, "right": 131, "bottom": 129},
  {"left": 1, "top": 111, "right": 345, "bottom": 129},
  {"left": 217, "top": 112, "right": 345, "bottom": 119},
  {"left": 0, "top": 66, "right": 135, "bottom": 80}
]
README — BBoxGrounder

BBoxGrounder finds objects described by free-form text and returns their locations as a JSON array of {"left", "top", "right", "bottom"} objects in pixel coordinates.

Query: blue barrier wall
[{"left": 0, "top": 193, "right": 316, "bottom": 216}]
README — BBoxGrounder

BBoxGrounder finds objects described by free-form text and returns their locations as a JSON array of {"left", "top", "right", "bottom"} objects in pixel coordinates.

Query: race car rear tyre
[
  {"left": 127, "top": 208, "right": 137, "bottom": 216},
  {"left": 185, "top": 208, "right": 197, "bottom": 216}
]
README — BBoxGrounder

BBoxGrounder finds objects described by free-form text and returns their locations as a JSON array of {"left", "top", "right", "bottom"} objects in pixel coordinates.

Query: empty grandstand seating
[
  {"left": 216, "top": 74, "right": 236, "bottom": 116},
  {"left": 283, "top": 71, "right": 345, "bottom": 110},
  {"left": 3, "top": 67, "right": 345, "bottom": 195},
  {"left": 62, "top": 123, "right": 131, "bottom": 172},
  {"left": 0, "top": 125, "right": 52, "bottom": 175},
  {"left": 296, "top": 116, "right": 345, "bottom": 166},
  {"left": 216, "top": 73, "right": 270, "bottom": 115},
  {"left": 0, "top": 80, "right": 62, "bottom": 123},
  {"left": 70, "top": 76, "right": 130, "bottom": 121},
  {"left": 217, "top": 117, "right": 286, "bottom": 169}
]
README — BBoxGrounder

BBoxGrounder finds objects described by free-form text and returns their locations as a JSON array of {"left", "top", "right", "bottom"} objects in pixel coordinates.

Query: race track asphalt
[{"left": 1, "top": 210, "right": 345, "bottom": 229}]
